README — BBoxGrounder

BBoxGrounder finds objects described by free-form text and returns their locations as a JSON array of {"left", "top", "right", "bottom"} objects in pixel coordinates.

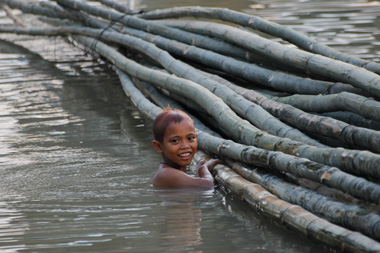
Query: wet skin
[{"left": 152, "top": 117, "right": 221, "bottom": 188}]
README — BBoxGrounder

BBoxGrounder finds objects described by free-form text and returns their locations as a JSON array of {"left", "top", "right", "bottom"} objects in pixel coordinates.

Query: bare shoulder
[
  {"left": 152, "top": 165, "right": 214, "bottom": 189},
  {"left": 152, "top": 166, "right": 185, "bottom": 188}
]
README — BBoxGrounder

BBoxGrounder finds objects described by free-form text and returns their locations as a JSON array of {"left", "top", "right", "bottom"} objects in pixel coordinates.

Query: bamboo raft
[{"left": 1, "top": 0, "right": 380, "bottom": 252}]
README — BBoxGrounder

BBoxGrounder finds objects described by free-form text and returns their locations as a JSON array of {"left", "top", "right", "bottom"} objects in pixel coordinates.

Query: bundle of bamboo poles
[{"left": 1, "top": 0, "right": 380, "bottom": 251}]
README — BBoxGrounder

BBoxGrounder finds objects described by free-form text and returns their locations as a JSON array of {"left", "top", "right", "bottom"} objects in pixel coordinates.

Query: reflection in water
[{"left": 154, "top": 189, "right": 211, "bottom": 251}]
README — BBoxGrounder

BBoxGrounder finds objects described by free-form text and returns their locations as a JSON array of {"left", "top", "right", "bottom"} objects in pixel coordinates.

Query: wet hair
[{"left": 153, "top": 108, "right": 193, "bottom": 143}]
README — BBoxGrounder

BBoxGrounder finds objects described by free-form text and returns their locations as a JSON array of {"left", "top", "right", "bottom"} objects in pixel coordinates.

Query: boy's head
[
  {"left": 153, "top": 108, "right": 194, "bottom": 143},
  {"left": 152, "top": 108, "right": 197, "bottom": 170}
]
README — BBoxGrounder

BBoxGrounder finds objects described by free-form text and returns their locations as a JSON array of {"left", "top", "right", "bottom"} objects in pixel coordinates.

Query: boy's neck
[{"left": 160, "top": 157, "right": 186, "bottom": 172}]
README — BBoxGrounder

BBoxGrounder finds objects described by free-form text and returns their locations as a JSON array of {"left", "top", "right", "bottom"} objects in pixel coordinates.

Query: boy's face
[{"left": 153, "top": 117, "right": 197, "bottom": 170}]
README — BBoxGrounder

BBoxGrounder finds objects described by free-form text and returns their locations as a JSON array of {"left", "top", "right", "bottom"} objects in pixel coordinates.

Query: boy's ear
[{"left": 152, "top": 140, "right": 163, "bottom": 153}]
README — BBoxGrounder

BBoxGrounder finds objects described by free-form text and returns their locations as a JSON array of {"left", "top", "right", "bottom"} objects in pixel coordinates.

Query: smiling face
[{"left": 153, "top": 117, "right": 197, "bottom": 171}]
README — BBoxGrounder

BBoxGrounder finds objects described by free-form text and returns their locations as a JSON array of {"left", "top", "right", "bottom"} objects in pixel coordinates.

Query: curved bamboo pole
[
  {"left": 228, "top": 161, "right": 380, "bottom": 242},
  {"left": 154, "top": 19, "right": 380, "bottom": 98},
  {"left": 1, "top": 0, "right": 67, "bottom": 19},
  {"left": 54, "top": 0, "right": 380, "bottom": 98},
  {"left": 196, "top": 130, "right": 380, "bottom": 204},
  {"left": 268, "top": 92, "right": 380, "bottom": 122},
  {"left": 317, "top": 111, "right": 380, "bottom": 131},
  {"left": 115, "top": 25, "right": 380, "bottom": 152},
  {"left": 45, "top": 1, "right": 370, "bottom": 98},
  {"left": 225, "top": 81, "right": 380, "bottom": 153},
  {"left": 118, "top": 25, "right": 368, "bottom": 97},
  {"left": 212, "top": 165, "right": 380, "bottom": 252},
  {"left": 140, "top": 6, "right": 380, "bottom": 75}
]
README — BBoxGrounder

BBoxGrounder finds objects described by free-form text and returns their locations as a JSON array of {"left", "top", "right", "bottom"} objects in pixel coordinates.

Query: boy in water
[{"left": 152, "top": 108, "right": 222, "bottom": 188}]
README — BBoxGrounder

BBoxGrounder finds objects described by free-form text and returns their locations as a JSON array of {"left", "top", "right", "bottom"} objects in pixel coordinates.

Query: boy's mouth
[{"left": 179, "top": 152, "right": 191, "bottom": 158}]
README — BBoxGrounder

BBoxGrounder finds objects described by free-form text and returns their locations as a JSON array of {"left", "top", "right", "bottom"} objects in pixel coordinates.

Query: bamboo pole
[
  {"left": 9, "top": 0, "right": 375, "bottom": 99},
  {"left": 317, "top": 111, "right": 380, "bottom": 131},
  {"left": 225, "top": 81, "right": 380, "bottom": 153},
  {"left": 227, "top": 161, "right": 380, "bottom": 242},
  {"left": 212, "top": 165, "right": 380, "bottom": 252},
  {"left": 154, "top": 19, "right": 380, "bottom": 98},
  {"left": 118, "top": 26, "right": 380, "bottom": 152},
  {"left": 268, "top": 92, "right": 380, "bottom": 122},
  {"left": 140, "top": 6, "right": 380, "bottom": 75},
  {"left": 56, "top": 0, "right": 372, "bottom": 97},
  {"left": 197, "top": 130, "right": 380, "bottom": 204},
  {"left": 118, "top": 25, "right": 368, "bottom": 97},
  {"left": 1, "top": 0, "right": 67, "bottom": 19}
]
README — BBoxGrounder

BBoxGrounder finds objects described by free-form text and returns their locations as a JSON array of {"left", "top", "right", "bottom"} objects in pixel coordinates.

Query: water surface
[{"left": 1, "top": 0, "right": 380, "bottom": 252}]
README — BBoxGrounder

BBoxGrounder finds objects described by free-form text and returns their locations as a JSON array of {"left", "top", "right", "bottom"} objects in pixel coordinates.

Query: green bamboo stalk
[
  {"left": 154, "top": 19, "right": 380, "bottom": 98},
  {"left": 228, "top": 161, "right": 380, "bottom": 241},
  {"left": 222, "top": 80, "right": 380, "bottom": 153},
  {"left": 4, "top": 0, "right": 379, "bottom": 98},
  {"left": 53, "top": 0, "right": 379, "bottom": 97},
  {"left": 118, "top": 25, "right": 368, "bottom": 97},
  {"left": 1, "top": 0, "right": 66, "bottom": 19},
  {"left": 317, "top": 111, "right": 380, "bottom": 131},
  {"left": 267, "top": 92, "right": 380, "bottom": 122},
  {"left": 53, "top": 0, "right": 253, "bottom": 60},
  {"left": 118, "top": 25, "right": 380, "bottom": 152},
  {"left": 212, "top": 165, "right": 380, "bottom": 252},
  {"left": 186, "top": 64, "right": 380, "bottom": 153},
  {"left": 197, "top": 130, "right": 380, "bottom": 204},
  {"left": 140, "top": 6, "right": 380, "bottom": 75}
]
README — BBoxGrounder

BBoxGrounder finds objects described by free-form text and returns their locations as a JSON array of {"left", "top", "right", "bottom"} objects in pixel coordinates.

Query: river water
[{"left": 1, "top": 0, "right": 380, "bottom": 252}]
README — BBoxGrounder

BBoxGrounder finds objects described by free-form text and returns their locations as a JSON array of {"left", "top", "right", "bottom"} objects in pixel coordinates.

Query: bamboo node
[{"left": 320, "top": 171, "right": 332, "bottom": 182}]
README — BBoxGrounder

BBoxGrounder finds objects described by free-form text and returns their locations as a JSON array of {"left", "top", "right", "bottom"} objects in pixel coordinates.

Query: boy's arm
[
  {"left": 153, "top": 159, "right": 223, "bottom": 188},
  {"left": 153, "top": 166, "right": 215, "bottom": 188}
]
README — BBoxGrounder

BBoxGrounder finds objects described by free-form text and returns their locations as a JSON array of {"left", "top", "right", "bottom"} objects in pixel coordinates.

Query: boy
[{"left": 152, "top": 108, "right": 222, "bottom": 188}]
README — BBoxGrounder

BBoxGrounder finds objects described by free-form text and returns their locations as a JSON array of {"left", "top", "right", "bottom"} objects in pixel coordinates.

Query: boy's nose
[{"left": 181, "top": 140, "right": 191, "bottom": 148}]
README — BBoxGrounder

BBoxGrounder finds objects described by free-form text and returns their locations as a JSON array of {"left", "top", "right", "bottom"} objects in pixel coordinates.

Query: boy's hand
[{"left": 197, "top": 158, "right": 223, "bottom": 172}]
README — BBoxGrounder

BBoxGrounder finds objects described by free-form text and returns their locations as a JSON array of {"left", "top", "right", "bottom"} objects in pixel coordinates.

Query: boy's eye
[
  {"left": 170, "top": 139, "right": 179, "bottom": 143},
  {"left": 188, "top": 136, "right": 196, "bottom": 141}
]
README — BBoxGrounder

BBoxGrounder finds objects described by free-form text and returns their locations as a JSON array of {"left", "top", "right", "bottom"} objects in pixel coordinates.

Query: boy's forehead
[{"left": 165, "top": 117, "right": 195, "bottom": 134}]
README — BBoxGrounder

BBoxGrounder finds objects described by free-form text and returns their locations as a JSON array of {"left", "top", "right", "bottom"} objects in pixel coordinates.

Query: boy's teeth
[{"left": 179, "top": 153, "right": 190, "bottom": 157}]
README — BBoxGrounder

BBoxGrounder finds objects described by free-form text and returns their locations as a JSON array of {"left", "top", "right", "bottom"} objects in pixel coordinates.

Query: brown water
[{"left": 1, "top": 0, "right": 380, "bottom": 252}]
